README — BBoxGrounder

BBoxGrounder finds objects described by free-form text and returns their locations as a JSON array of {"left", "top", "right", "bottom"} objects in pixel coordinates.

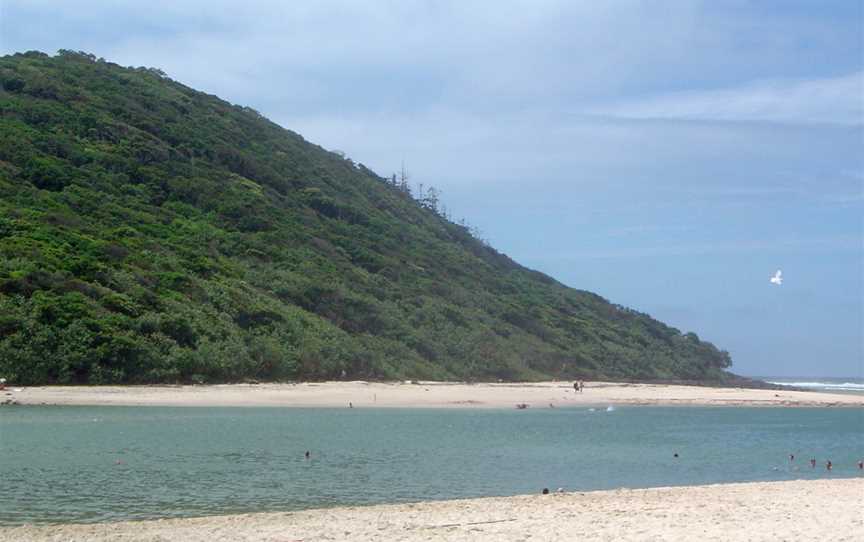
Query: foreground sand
[
  {"left": 3, "top": 479, "right": 862, "bottom": 541},
  {"left": 5, "top": 380, "right": 863, "bottom": 408}
]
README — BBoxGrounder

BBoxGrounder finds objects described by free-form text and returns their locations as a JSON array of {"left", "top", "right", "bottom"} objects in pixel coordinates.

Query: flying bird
[{"left": 770, "top": 269, "right": 783, "bottom": 285}]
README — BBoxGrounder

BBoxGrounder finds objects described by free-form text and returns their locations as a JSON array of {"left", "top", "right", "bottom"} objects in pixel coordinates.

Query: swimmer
[{"left": 673, "top": 453, "right": 679, "bottom": 458}]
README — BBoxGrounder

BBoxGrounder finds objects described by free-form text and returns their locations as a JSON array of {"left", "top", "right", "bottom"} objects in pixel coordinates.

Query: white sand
[
  {"left": 3, "top": 479, "right": 862, "bottom": 541},
  {"left": 5, "top": 380, "right": 863, "bottom": 408}
]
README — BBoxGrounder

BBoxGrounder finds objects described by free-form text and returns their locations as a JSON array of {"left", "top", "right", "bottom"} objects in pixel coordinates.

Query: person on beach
[{"left": 574, "top": 382, "right": 578, "bottom": 393}]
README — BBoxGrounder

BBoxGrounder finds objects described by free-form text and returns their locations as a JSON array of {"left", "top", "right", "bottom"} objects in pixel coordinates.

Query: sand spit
[
  {"left": 3, "top": 479, "right": 862, "bottom": 541},
  {"left": 5, "top": 380, "right": 863, "bottom": 408}
]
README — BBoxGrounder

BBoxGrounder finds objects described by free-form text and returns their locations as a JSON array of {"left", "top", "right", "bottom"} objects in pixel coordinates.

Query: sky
[{"left": 1, "top": 0, "right": 862, "bottom": 378}]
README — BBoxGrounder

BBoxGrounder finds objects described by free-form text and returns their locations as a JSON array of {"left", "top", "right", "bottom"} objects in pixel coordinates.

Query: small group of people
[
  {"left": 573, "top": 381, "right": 585, "bottom": 393},
  {"left": 790, "top": 454, "right": 863, "bottom": 471}
]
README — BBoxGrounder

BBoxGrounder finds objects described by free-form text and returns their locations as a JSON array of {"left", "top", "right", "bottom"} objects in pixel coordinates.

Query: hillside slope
[{"left": 0, "top": 51, "right": 733, "bottom": 385}]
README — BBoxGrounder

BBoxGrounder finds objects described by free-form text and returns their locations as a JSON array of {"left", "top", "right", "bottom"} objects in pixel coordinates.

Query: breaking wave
[{"left": 767, "top": 381, "right": 864, "bottom": 392}]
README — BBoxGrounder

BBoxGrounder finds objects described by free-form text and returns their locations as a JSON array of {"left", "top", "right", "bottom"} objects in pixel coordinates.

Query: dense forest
[{"left": 0, "top": 51, "right": 735, "bottom": 385}]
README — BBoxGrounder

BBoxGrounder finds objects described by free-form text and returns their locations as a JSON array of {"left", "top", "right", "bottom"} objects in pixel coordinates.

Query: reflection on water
[{"left": 1, "top": 405, "right": 862, "bottom": 524}]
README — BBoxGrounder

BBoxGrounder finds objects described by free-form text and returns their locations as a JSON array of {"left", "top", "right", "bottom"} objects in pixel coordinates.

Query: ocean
[
  {"left": 1, "top": 405, "right": 862, "bottom": 525},
  {"left": 761, "top": 377, "right": 864, "bottom": 394}
]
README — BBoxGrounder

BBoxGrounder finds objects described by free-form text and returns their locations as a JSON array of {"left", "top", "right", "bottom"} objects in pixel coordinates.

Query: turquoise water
[{"left": 1, "top": 406, "right": 862, "bottom": 525}]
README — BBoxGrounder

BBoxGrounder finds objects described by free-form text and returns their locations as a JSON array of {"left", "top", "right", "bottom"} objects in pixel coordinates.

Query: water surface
[
  {"left": 762, "top": 376, "right": 864, "bottom": 394},
  {"left": 1, "top": 406, "right": 861, "bottom": 524}
]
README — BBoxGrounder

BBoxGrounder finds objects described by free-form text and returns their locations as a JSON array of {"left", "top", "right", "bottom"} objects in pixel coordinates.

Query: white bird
[{"left": 770, "top": 269, "right": 783, "bottom": 285}]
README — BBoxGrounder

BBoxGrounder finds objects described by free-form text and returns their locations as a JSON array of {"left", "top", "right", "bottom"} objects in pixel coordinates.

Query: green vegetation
[{"left": 0, "top": 50, "right": 734, "bottom": 385}]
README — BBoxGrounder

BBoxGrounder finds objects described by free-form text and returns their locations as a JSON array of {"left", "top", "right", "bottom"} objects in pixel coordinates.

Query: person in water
[
  {"left": 305, "top": 451, "right": 310, "bottom": 459},
  {"left": 789, "top": 454, "right": 794, "bottom": 461},
  {"left": 858, "top": 460, "right": 863, "bottom": 470},
  {"left": 810, "top": 458, "right": 816, "bottom": 468},
  {"left": 542, "top": 488, "right": 550, "bottom": 495},
  {"left": 826, "top": 460, "right": 832, "bottom": 471}
]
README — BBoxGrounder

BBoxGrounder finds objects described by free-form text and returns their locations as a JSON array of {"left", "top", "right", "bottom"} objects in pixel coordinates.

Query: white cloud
[
  {"left": 587, "top": 73, "right": 864, "bottom": 126},
  {"left": 523, "top": 235, "right": 862, "bottom": 260}
]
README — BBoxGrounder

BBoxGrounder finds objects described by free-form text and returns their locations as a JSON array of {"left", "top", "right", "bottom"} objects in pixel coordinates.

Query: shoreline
[
  {"left": 3, "top": 479, "right": 862, "bottom": 541},
  {"left": 3, "top": 380, "right": 863, "bottom": 408}
]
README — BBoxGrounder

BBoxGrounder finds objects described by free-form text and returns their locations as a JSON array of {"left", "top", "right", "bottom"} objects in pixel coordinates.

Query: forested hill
[{"left": 0, "top": 51, "right": 734, "bottom": 385}]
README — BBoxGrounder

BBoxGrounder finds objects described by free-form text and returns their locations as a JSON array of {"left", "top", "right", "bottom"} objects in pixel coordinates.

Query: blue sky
[{"left": 1, "top": 1, "right": 862, "bottom": 377}]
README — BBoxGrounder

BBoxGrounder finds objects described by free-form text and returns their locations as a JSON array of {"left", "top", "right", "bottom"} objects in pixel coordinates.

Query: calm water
[{"left": 1, "top": 406, "right": 862, "bottom": 525}]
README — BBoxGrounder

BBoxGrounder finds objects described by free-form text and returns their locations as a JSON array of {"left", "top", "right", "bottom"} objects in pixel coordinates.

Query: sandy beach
[
  {"left": 4, "top": 380, "right": 863, "bottom": 408},
  {"left": 3, "top": 479, "right": 861, "bottom": 541}
]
